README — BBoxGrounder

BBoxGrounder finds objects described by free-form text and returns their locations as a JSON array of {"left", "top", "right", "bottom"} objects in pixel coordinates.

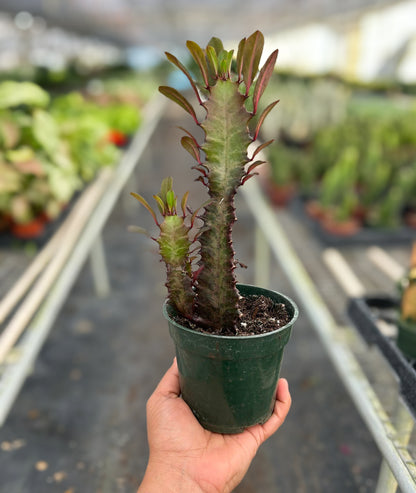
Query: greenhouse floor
[{"left": 0, "top": 104, "right": 384, "bottom": 493}]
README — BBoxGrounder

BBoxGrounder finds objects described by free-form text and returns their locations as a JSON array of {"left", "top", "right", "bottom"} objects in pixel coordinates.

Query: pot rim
[{"left": 162, "top": 283, "right": 299, "bottom": 341}]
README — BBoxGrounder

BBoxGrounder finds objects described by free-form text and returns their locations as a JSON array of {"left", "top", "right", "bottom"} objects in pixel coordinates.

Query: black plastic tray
[
  {"left": 291, "top": 198, "right": 416, "bottom": 247},
  {"left": 347, "top": 295, "right": 416, "bottom": 417}
]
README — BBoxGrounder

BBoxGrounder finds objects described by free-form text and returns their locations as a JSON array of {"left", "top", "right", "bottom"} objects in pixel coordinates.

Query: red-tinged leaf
[
  {"left": 242, "top": 31, "right": 264, "bottom": 94},
  {"left": 241, "top": 173, "right": 258, "bottom": 185},
  {"left": 186, "top": 40, "right": 209, "bottom": 88},
  {"left": 178, "top": 126, "right": 201, "bottom": 149},
  {"left": 246, "top": 160, "right": 265, "bottom": 174},
  {"left": 191, "top": 199, "right": 211, "bottom": 227},
  {"left": 181, "top": 136, "right": 201, "bottom": 163},
  {"left": 253, "top": 100, "right": 279, "bottom": 140},
  {"left": 165, "top": 51, "right": 203, "bottom": 105},
  {"left": 181, "top": 191, "right": 189, "bottom": 216},
  {"left": 196, "top": 175, "right": 208, "bottom": 187},
  {"left": 206, "top": 45, "right": 218, "bottom": 81},
  {"left": 191, "top": 165, "right": 208, "bottom": 178},
  {"left": 153, "top": 194, "right": 166, "bottom": 215},
  {"left": 251, "top": 140, "right": 274, "bottom": 160},
  {"left": 130, "top": 192, "right": 159, "bottom": 225},
  {"left": 236, "top": 37, "right": 246, "bottom": 81},
  {"left": 192, "top": 264, "right": 204, "bottom": 281},
  {"left": 252, "top": 49, "right": 278, "bottom": 114},
  {"left": 159, "top": 176, "right": 173, "bottom": 203},
  {"left": 207, "top": 37, "right": 224, "bottom": 55},
  {"left": 159, "top": 86, "right": 199, "bottom": 125}
]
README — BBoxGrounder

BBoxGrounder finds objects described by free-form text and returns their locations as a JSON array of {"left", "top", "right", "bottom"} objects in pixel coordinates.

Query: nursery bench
[{"left": 242, "top": 178, "right": 416, "bottom": 493}]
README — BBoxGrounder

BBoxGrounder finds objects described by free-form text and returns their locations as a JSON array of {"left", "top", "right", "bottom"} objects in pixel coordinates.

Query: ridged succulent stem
[
  {"left": 153, "top": 30, "right": 279, "bottom": 333},
  {"left": 194, "top": 80, "right": 251, "bottom": 331}
]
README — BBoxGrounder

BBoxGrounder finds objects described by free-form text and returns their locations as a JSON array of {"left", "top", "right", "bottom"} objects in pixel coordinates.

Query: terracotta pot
[
  {"left": 265, "top": 182, "right": 296, "bottom": 207},
  {"left": 305, "top": 200, "right": 328, "bottom": 221},
  {"left": 321, "top": 215, "right": 361, "bottom": 237},
  {"left": 11, "top": 217, "right": 46, "bottom": 239}
]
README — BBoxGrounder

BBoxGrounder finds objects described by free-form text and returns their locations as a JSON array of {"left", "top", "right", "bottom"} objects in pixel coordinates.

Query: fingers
[
  {"left": 258, "top": 378, "right": 291, "bottom": 441},
  {"left": 153, "top": 358, "right": 181, "bottom": 399},
  {"left": 276, "top": 378, "right": 291, "bottom": 409}
]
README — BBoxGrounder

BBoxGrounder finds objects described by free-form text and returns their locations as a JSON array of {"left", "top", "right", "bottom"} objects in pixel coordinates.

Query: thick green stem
[
  {"left": 158, "top": 214, "right": 194, "bottom": 319},
  {"left": 195, "top": 80, "right": 251, "bottom": 331}
]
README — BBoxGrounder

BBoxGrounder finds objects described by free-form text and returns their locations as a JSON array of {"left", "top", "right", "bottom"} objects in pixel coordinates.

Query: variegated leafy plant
[{"left": 132, "top": 31, "right": 279, "bottom": 333}]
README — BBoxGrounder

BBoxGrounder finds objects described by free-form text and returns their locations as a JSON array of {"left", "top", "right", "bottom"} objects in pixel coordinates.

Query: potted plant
[
  {"left": 308, "top": 146, "right": 362, "bottom": 236},
  {"left": 260, "top": 143, "right": 306, "bottom": 207},
  {"left": 131, "top": 31, "right": 298, "bottom": 434}
]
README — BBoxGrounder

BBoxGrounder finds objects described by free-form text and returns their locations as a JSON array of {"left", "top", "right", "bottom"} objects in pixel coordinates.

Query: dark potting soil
[{"left": 173, "top": 294, "right": 290, "bottom": 336}]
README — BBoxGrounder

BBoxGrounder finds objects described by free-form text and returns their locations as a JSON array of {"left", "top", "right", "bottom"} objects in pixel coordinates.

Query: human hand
[{"left": 137, "top": 358, "right": 291, "bottom": 493}]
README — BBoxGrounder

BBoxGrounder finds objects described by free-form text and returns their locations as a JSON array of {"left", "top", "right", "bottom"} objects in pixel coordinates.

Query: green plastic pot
[
  {"left": 397, "top": 318, "right": 416, "bottom": 360},
  {"left": 163, "top": 284, "right": 298, "bottom": 434}
]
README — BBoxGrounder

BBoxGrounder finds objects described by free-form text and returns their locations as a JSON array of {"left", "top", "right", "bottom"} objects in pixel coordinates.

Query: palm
[{"left": 145, "top": 360, "right": 291, "bottom": 493}]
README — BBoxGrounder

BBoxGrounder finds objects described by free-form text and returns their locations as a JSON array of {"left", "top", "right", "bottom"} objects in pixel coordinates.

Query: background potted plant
[
  {"left": 131, "top": 31, "right": 298, "bottom": 434},
  {"left": 308, "top": 146, "right": 362, "bottom": 236},
  {"left": 0, "top": 79, "right": 144, "bottom": 240},
  {"left": 261, "top": 143, "right": 306, "bottom": 207}
]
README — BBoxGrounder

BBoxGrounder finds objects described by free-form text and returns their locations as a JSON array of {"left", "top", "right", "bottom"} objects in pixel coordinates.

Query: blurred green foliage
[
  {"left": 265, "top": 76, "right": 416, "bottom": 230},
  {"left": 0, "top": 77, "right": 144, "bottom": 229}
]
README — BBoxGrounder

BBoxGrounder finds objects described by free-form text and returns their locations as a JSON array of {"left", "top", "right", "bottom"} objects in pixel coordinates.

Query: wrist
[{"left": 138, "top": 458, "right": 205, "bottom": 493}]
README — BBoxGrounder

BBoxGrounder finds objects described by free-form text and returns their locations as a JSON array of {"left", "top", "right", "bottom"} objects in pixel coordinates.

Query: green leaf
[
  {"left": 33, "top": 109, "right": 60, "bottom": 157},
  {"left": 131, "top": 192, "right": 159, "bottom": 225},
  {"left": 165, "top": 51, "right": 203, "bottom": 104},
  {"left": 242, "top": 31, "right": 264, "bottom": 94},
  {"left": 153, "top": 194, "right": 166, "bottom": 215},
  {"left": 159, "top": 176, "right": 173, "bottom": 204},
  {"left": 5, "top": 146, "right": 35, "bottom": 163},
  {"left": 158, "top": 86, "right": 198, "bottom": 124},
  {"left": 207, "top": 37, "right": 224, "bottom": 55},
  {"left": 47, "top": 166, "right": 81, "bottom": 202},
  {"left": 218, "top": 50, "right": 234, "bottom": 77},
  {"left": 181, "top": 191, "right": 189, "bottom": 216},
  {"left": 166, "top": 189, "right": 176, "bottom": 211},
  {"left": 0, "top": 162, "right": 21, "bottom": 193},
  {"left": 0, "top": 81, "right": 49, "bottom": 109},
  {"left": 206, "top": 45, "right": 218, "bottom": 81},
  {"left": 236, "top": 37, "right": 246, "bottom": 81},
  {"left": 253, "top": 100, "right": 279, "bottom": 140},
  {"left": 252, "top": 49, "right": 278, "bottom": 114},
  {"left": 186, "top": 40, "right": 209, "bottom": 88}
]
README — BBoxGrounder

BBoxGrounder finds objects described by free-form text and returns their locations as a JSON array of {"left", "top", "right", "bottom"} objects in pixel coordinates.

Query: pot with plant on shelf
[
  {"left": 259, "top": 142, "right": 306, "bottom": 208},
  {"left": 306, "top": 146, "right": 362, "bottom": 238},
  {"left": 130, "top": 31, "right": 298, "bottom": 434}
]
